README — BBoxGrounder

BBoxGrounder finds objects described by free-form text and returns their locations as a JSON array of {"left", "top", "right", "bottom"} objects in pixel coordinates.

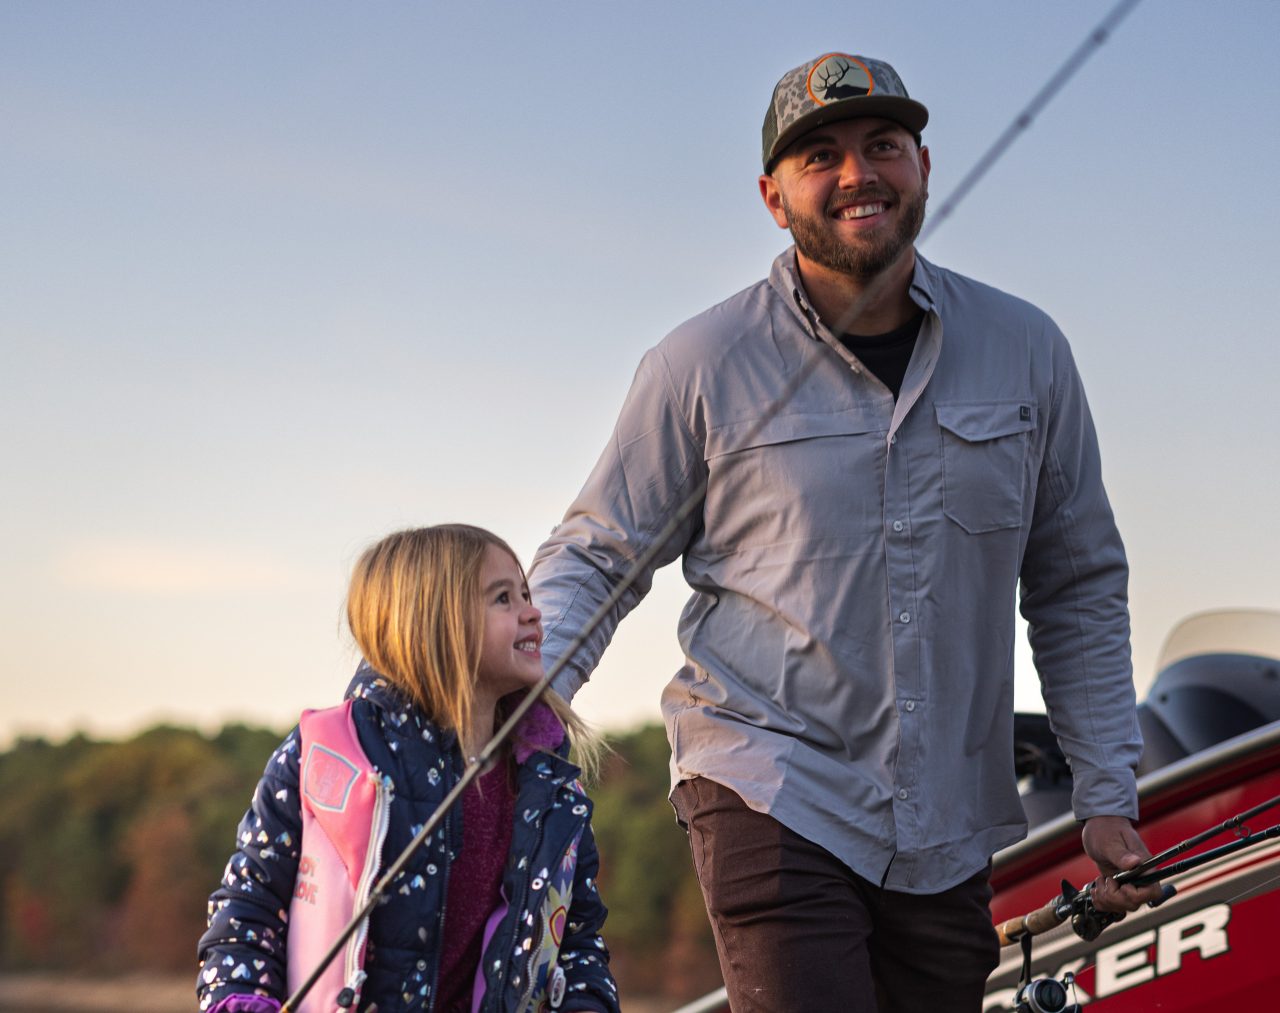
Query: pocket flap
[
  {"left": 935, "top": 401, "right": 1037, "bottom": 443},
  {"left": 706, "top": 409, "right": 878, "bottom": 459}
]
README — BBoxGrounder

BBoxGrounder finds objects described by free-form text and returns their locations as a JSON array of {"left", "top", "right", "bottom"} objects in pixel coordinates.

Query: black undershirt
[{"left": 838, "top": 310, "right": 924, "bottom": 399}]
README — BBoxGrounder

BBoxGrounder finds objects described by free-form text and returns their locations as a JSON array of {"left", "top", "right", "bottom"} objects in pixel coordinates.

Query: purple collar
[{"left": 513, "top": 701, "right": 565, "bottom": 764}]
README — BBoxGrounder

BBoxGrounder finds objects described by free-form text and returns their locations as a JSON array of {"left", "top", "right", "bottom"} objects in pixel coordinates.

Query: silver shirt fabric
[{"left": 529, "top": 249, "right": 1140, "bottom": 893}]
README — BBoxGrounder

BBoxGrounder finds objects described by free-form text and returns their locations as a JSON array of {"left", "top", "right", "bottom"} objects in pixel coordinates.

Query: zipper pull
[{"left": 337, "top": 969, "right": 368, "bottom": 1007}]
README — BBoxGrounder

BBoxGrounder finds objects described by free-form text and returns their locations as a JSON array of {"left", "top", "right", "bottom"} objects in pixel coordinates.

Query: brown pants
[{"left": 672, "top": 778, "right": 1000, "bottom": 1013}]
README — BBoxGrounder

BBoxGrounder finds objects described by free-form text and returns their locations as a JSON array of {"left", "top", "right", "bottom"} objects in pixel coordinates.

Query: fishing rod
[
  {"left": 1115, "top": 791, "right": 1280, "bottom": 888},
  {"left": 993, "top": 793, "right": 1280, "bottom": 1012},
  {"left": 282, "top": 2, "right": 1145, "bottom": 1008}
]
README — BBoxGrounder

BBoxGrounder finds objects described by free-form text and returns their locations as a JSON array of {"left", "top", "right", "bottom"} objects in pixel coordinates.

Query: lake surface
[{"left": 0, "top": 973, "right": 673, "bottom": 1012}]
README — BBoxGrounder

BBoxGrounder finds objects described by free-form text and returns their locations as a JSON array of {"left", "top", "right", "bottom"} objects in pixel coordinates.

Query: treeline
[{"left": 0, "top": 722, "right": 719, "bottom": 1002}]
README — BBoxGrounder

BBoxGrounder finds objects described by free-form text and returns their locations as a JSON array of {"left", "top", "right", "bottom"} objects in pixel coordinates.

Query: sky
[{"left": 3, "top": 0, "right": 1279, "bottom": 747}]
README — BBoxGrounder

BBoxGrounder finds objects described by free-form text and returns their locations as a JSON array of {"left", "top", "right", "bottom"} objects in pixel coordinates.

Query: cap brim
[{"left": 765, "top": 96, "right": 929, "bottom": 171}]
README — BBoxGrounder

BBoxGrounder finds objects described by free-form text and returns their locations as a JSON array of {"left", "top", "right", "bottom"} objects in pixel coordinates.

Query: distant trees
[
  {"left": 0, "top": 721, "right": 721, "bottom": 1003},
  {"left": 588, "top": 724, "right": 721, "bottom": 1000},
  {"left": 0, "top": 724, "right": 281, "bottom": 973}
]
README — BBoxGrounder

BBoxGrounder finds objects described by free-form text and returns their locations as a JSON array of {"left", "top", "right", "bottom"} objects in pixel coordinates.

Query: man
[{"left": 528, "top": 52, "right": 1161, "bottom": 1011}]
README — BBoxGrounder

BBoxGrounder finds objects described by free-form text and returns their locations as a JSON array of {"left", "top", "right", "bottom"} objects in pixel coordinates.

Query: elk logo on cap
[{"left": 806, "top": 54, "right": 874, "bottom": 106}]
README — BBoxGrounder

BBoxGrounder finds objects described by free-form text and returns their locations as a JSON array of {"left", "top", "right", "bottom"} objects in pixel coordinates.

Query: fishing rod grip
[{"left": 995, "top": 896, "right": 1064, "bottom": 946}]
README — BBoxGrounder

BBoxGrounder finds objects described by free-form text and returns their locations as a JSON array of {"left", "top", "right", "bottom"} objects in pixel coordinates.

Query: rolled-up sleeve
[
  {"left": 1019, "top": 331, "right": 1141, "bottom": 821},
  {"left": 529, "top": 347, "right": 705, "bottom": 699}
]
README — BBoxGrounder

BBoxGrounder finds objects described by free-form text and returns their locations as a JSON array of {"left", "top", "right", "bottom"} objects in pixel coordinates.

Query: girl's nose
[{"left": 523, "top": 603, "right": 542, "bottom": 624}]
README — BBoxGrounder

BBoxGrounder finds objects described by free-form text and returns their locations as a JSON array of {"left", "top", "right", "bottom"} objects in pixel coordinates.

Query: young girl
[{"left": 197, "top": 525, "right": 619, "bottom": 1013}]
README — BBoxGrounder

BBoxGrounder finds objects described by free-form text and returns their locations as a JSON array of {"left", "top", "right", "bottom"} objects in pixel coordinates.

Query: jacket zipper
[
  {"left": 343, "top": 770, "right": 392, "bottom": 1005},
  {"left": 512, "top": 811, "right": 546, "bottom": 1012}
]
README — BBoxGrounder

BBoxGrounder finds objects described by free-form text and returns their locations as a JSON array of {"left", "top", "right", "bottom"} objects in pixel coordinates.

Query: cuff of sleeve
[
  {"left": 1071, "top": 766, "right": 1139, "bottom": 822},
  {"left": 207, "top": 996, "right": 283, "bottom": 1013}
]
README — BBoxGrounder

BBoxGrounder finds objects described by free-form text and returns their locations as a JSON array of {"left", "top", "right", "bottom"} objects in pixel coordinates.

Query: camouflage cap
[{"left": 762, "top": 53, "right": 929, "bottom": 172}]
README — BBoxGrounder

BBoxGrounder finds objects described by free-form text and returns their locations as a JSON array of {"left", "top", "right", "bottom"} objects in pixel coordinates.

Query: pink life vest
[
  {"left": 286, "top": 696, "right": 578, "bottom": 1012},
  {"left": 287, "top": 701, "right": 390, "bottom": 1013}
]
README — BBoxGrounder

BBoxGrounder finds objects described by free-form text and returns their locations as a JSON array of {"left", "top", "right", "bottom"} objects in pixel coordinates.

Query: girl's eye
[{"left": 495, "top": 591, "right": 510, "bottom": 605}]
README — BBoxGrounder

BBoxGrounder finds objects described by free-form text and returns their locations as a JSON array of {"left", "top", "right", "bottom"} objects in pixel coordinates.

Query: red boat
[{"left": 985, "top": 609, "right": 1280, "bottom": 1011}]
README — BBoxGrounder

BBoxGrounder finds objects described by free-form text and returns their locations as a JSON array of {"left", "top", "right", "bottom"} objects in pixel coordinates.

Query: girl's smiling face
[{"left": 475, "top": 543, "right": 544, "bottom": 699}]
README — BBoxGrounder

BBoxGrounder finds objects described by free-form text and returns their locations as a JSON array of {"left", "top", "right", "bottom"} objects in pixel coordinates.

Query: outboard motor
[{"left": 1137, "top": 610, "right": 1280, "bottom": 774}]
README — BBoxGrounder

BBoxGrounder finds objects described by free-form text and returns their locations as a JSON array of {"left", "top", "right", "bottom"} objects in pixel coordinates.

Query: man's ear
[{"left": 759, "top": 174, "right": 790, "bottom": 230}]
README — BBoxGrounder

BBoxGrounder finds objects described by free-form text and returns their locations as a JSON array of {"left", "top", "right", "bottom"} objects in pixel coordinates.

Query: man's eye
[{"left": 808, "top": 150, "right": 834, "bottom": 165}]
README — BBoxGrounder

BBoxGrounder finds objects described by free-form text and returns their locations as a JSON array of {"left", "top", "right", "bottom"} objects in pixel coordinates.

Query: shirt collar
[
  {"left": 769, "top": 246, "right": 939, "bottom": 336},
  {"left": 908, "top": 253, "right": 939, "bottom": 314}
]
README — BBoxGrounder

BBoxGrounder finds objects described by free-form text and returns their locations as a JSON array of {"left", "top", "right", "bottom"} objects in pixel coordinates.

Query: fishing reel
[
  {"left": 1008, "top": 921, "right": 1082, "bottom": 1013},
  {"left": 1013, "top": 970, "right": 1081, "bottom": 1013},
  {"left": 1062, "top": 879, "right": 1120, "bottom": 941}
]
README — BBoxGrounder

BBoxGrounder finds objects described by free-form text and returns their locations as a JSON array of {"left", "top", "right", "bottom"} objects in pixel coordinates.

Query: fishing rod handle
[{"left": 995, "top": 896, "right": 1064, "bottom": 946}]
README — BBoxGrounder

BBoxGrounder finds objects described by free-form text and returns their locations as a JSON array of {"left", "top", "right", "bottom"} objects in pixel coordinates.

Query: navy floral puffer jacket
[{"left": 197, "top": 668, "right": 619, "bottom": 1013}]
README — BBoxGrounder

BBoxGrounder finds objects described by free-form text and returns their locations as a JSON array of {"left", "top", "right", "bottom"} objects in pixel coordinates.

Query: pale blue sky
[{"left": 3, "top": 0, "right": 1278, "bottom": 744}]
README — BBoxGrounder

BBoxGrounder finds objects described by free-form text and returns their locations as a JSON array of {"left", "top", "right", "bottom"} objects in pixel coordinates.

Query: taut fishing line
[{"left": 283, "top": 1, "right": 1145, "bottom": 1007}]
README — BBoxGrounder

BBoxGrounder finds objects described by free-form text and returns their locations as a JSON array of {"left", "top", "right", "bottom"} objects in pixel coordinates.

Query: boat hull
[{"left": 984, "top": 724, "right": 1280, "bottom": 1010}]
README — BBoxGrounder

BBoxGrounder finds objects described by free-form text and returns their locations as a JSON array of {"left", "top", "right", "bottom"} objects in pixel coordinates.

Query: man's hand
[{"left": 1082, "top": 815, "right": 1165, "bottom": 914}]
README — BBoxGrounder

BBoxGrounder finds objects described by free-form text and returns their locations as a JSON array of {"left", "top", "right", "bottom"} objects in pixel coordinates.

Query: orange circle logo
[{"left": 806, "top": 53, "right": 874, "bottom": 106}]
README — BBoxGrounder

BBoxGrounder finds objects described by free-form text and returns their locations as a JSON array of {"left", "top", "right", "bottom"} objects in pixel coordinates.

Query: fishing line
[
  {"left": 282, "top": 1, "right": 1146, "bottom": 1008},
  {"left": 919, "top": 0, "right": 1143, "bottom": 244},
  {"left": 1221, "top": 868, "right": 1280, "bottom": 908}
]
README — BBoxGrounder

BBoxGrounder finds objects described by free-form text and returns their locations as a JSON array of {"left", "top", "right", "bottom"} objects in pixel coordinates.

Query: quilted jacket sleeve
[
  {"left": 557, "top": 820, "right": 620, "bottom": 1013},
  {"left": 196, "top": 728, "right": 303, "bottom": 1010}
]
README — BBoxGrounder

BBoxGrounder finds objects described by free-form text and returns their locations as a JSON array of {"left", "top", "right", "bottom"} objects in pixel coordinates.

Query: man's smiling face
[{"left": 760, "top": 117, "right": 930, "bottom": 283}]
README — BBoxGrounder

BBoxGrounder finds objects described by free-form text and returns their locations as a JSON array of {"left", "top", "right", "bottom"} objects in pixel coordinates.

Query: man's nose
[{"left": 837, "top": 150, "right": 877, "bottom": 187}]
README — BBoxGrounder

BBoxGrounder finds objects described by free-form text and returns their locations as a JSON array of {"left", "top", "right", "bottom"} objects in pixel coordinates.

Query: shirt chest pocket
[
  {"left": 704, "top": 410, "right": 881, "bottom": 546},
  {"left": 935, "top": 401, "right": 1037, "bottom": 534}
]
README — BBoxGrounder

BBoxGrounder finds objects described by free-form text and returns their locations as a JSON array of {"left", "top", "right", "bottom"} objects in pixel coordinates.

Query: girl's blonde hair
[{"left": 346, "top": 524, "right": 600, "bottom": 776}]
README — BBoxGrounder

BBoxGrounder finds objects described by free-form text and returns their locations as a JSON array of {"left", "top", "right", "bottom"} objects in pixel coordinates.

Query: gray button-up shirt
[{"left": 529, "top": 249, "right": 1141, "bottom": 893}]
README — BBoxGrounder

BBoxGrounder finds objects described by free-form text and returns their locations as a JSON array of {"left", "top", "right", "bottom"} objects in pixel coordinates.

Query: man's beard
[{"left": 783, "top": 186, "right": 927, "bottom": 281}]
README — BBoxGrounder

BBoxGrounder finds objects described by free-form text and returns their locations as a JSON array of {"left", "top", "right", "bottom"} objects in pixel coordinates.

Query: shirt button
[
  {"left": 899, "top": 611, "right": 911, "bottom": 624},
  {"left": 897, "top": 788, "right": 909, "bottom": 800},
  {"left": 892, "top": 520, "right": 904, "bottom": 532},
  {"left": 905, "top": 700, "right": 916, "bottom": 712},
  {"left": 890, "top": 433, "right": 898, "bottom": 444}
]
